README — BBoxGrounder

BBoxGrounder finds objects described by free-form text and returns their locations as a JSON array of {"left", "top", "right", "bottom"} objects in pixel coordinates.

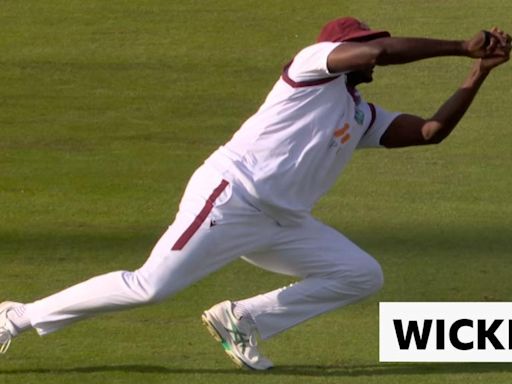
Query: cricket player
[{"left": 1, "top": 18, "right": 510, "bottom": 370}]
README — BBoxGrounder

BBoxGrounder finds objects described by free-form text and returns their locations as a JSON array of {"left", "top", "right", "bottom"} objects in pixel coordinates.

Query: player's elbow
[
  {"left": 421, "top": 120, "right": 449, "bottom": 144},
  {"left": 372, "top": 41, "right": 401, "bottom": 66},
  {"left": 365, "top": 44, "right": 386, "bottom": 66},
  {"left": 426, "top": 135, "right": 446, "bottom": 145},
  {"left": 374, "top": 49, "right": 392, "bottom": 66}
]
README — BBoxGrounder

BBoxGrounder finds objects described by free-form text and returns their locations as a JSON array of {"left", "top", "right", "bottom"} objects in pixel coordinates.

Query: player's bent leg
[
  {"left": 238, "top": 256, "right": 383, "bottom": 339},
  {"left": 201, "top": 265, "right": 380, "bottom": 369},
  {"left": 238, "top": 217, "right": 384, "bottom": 339}
]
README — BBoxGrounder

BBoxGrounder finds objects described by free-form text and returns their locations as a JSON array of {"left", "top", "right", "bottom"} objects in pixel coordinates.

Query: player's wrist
[
  {"left": 473, "top": 60, "right": 492, "bottom": 76},
  {"left": 464, "top": 61, "right": 489, "bottom": 87},
  {"left": 461, "top": 39, "right": 473, "bottom": 57}
]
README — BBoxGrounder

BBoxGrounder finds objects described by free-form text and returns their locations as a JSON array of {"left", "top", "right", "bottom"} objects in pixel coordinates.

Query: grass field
[{"left": 1, "top": 1, "right": 511, "bottom": 383}]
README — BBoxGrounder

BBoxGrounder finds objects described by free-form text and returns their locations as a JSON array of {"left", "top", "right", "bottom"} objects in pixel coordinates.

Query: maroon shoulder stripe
[
  {"left": 365, "top": 103, "right": 377, "bottom": 135},
  {"left": 281, "top": 60, "right": 340, "bottom": 88},
  {"left": 171, "top": 179, "right": 229, "bottom": 251}
]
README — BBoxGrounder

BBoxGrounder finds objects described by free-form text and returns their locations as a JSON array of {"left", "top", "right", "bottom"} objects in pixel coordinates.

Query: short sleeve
[
  {"left": 357, "top": 104, "right": 401, "bottom": 149},
  {"left": 287, "top": 42, "right": 343, "bottom": 82}
]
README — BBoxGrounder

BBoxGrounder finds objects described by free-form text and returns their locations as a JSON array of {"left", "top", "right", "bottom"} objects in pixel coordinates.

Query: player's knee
[
  {"left": 143, "top": 289, "right": 167, "bottom": 304},
  {"left": 360, "top": 258, "right": 384, "bottom": 295},
  {"left": 122, "top": 270, "right": 168, "bottom": 304},
  {"left": 334, "top": 255, "right": 384, "bottom": 298},
  {"left": 138, "top": 281, "right": 170, "bottom": 304}
]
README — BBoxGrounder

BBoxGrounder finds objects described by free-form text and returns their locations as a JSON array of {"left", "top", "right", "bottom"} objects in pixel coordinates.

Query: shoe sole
[{"left": 201, "top": 311, "right": 253, "bottom": 370}]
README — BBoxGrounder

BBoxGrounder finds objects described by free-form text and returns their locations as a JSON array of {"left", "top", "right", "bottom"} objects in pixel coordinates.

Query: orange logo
[{"left": 334, "top": 123, "right": 351, "bottom": 144}]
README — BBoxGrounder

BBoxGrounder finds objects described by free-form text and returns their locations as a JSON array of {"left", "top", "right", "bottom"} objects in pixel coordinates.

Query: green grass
[{"left": 1, "top": 1, "right": 511, "bottom": 383}]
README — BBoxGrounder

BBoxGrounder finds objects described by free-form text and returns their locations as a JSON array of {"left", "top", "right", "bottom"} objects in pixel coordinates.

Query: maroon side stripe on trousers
[{"left": 171, "top": 179, "right": 229, "bottom": 251}]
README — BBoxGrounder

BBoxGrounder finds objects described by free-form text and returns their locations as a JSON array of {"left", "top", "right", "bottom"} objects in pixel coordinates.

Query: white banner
[{"left": 379, "top": 302, "right": 512, "bottom": 362}]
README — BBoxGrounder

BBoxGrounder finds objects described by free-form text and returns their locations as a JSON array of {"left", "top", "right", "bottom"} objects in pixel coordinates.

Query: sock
[
  {"left": 232, "top": 301, "right": 256, "bottom": 327},
  {"left": 6, "top": 305, "right": 31, "bottom": 336}
]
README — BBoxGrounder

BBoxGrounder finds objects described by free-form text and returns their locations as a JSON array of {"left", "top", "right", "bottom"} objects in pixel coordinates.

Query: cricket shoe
[
  {"left": 202, "top": 300, "right": 273, "bottom": 370},
  {"left": 0, "top": 301, "right": 21, "bottom": 354}
]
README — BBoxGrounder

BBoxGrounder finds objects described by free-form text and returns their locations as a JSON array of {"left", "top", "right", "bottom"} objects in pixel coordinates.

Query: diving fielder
[{"left": 1, "top": 17, "right": 510, "bottom": 369}]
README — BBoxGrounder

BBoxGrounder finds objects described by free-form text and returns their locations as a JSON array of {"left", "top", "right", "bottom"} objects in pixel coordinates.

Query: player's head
[
  {"left": 317, "top": 17, "right": 390, "bottom": 84},
  {"left": 317, "top": 17, "right": 390, "bottom": 44}
]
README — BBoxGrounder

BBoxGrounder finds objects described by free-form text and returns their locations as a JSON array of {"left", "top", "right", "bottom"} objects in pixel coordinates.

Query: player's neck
[
  {"left": 346, "top": 71, "right": 373, "bottom": 87},
  {"left": 346, "top": 75, "right": 362, "bottom": 88}
]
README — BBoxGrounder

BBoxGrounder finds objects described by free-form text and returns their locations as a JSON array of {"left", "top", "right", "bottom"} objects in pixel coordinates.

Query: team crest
[{"left": 354, "top": 108, "right": 365, "bottom": 125}]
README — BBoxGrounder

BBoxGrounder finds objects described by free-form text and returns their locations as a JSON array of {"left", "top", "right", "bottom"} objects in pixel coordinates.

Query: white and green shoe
[
  {"left": 0, "top": 301, "right": 22, "bottom": 354},
  {"left": 202, "top": 300, "right": 273, "bottom": 370}
]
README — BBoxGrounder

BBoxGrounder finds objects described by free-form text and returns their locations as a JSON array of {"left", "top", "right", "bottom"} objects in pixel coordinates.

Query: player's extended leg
[
  {"left": 236, "top": 216, "right": 383, "bottom": 340},
  {"left": 1, "top": 165, "right": 277, "bottom": 349}
]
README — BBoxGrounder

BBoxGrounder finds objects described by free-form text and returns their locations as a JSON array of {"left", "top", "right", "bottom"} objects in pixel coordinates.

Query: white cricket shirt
[{"left": 206, "top": 42, "right": 400, "bottom": 225}]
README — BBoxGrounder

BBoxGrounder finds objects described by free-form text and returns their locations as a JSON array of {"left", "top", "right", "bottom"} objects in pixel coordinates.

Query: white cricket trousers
[{"left": 26, "top": 164, "right": 383, "bottom": 339}]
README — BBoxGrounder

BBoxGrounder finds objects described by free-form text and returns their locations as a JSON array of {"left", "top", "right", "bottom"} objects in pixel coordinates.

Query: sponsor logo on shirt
[{"left": 329, "top": 122, "right": 351, "bottom": 152}]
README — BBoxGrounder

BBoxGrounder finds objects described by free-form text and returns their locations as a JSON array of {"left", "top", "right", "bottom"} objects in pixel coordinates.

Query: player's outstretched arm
[
  {"left": 327, "top": 28, "right": 509, "bottom": 73},
  {"left": 380, "top": 28, "right": 511, "bottom": 148}
]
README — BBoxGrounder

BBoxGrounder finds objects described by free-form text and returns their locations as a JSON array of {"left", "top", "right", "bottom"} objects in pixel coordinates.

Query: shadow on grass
[{"left": 2, "top": 363, "right": 512, "bottom": 377}]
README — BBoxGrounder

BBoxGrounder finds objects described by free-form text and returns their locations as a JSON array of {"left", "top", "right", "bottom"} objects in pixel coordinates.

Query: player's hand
[
  {"left": 476, "top": 51, "right": 510, "bottom": 73},
  {"left": 475, "top": 28, "right": 511, "bottom": 72},
  {"left": 464, "top": 28, "right": 511, "bottom": 58}
]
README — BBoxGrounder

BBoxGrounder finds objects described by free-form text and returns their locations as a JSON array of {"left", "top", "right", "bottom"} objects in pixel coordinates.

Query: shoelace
[
  {"left": 231, "top": 324, "right": 258, "bottom": 354},
  {"left": 0, "top": 326, "right": 12, "bottom": 354}
]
